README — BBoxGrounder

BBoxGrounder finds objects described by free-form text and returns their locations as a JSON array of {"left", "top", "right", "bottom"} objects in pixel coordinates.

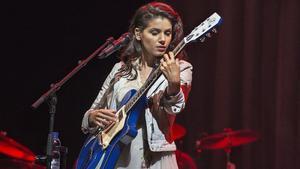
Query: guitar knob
[{"left": 206, "top": 33, "right": 211, "bottom": 38}]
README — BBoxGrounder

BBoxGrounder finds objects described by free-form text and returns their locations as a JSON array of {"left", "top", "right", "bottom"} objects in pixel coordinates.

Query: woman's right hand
[{"left": 88, "top": 109, "right": 117, "bottom": 128}]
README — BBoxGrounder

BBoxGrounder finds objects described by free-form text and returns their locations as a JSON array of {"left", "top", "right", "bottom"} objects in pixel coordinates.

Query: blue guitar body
[{"left": 76, "top": 89, "right": 147, "bottom": 169}]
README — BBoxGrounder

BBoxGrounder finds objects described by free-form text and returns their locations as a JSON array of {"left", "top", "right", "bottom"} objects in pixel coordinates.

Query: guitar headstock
[{"left": 184, "top": 12, "right": 222, "bottom": 43}]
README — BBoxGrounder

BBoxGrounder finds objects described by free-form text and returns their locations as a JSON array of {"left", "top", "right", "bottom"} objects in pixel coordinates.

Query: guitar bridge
[{"left": 97, "top": 106, "right": 127, "bottom": 149}]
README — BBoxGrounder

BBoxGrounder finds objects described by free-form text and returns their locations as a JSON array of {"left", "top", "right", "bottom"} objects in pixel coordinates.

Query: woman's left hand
[{"left": 160, "top": 52, "right": 180, "bottom": 95}]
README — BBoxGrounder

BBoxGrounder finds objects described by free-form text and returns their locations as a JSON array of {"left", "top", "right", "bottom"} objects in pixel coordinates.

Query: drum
[{"left": 0, "top": 159, "right": 46, "bottom": 169}]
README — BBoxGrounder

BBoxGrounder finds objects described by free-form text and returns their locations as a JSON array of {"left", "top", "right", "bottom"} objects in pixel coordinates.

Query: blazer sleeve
[
  {"left": 161, "top": 60, "right": 193, "bottom": 115},
  {"left": 81, "top": 62, "right": 123, "bottom": 134}
]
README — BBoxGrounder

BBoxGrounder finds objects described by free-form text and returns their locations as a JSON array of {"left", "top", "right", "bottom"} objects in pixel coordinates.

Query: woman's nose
[{"left": 158, "top": 33, "right": 166, "bottom": 44}]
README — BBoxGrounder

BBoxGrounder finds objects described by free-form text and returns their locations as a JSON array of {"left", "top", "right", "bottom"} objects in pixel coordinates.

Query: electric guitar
[{"left": 76, "top": 12, "right": 222, "bottom": 169}]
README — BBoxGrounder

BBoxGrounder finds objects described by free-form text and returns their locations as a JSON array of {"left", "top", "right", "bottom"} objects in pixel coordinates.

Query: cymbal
[
  {"left": 0, "top": 159, "right": 45, "bottom": 169},
  {"left": 172, "top": 123, "right": 186, "bottom": 141},
  {"left": 175, "top": 150, "right": 198, "bottom": 169},
  {"left": 0, "top": 131, "right": 36, "bottom": 162},
  {"left": 199, "top": 129, "right": 259, "bottom": 150}
]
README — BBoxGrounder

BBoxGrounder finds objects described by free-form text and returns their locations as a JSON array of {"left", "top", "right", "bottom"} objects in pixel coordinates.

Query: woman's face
[{"left": 135, "top": 17, "right": 173, "bottom": 58}]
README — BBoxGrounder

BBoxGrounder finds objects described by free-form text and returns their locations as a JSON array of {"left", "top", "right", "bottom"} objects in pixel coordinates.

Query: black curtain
[{"left": 176, "top": 0, "right": 300, "bottom": 169}]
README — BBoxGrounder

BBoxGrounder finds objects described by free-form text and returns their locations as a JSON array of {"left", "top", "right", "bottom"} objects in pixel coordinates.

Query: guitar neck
[{"left": 124, "top": 39, "right": 187, "bottom": 113}]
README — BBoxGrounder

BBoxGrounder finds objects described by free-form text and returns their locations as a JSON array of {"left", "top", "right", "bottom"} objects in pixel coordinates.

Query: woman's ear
[{"left": 134, "top": 28, "right": 141, "bottom": 41}]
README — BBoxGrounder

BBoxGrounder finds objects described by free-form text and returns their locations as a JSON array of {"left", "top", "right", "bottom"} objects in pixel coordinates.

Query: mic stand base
[{"left": 46, "top": 93, "right": 57, "bottom": 169}]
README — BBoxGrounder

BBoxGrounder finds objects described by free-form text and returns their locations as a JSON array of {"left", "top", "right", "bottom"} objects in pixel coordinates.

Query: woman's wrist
[
  {"left": 166, "top": 82, "right": 180, "bottom": 96},
  {"left": 88, "top": 110, "right": 96, "bottom": 128}
]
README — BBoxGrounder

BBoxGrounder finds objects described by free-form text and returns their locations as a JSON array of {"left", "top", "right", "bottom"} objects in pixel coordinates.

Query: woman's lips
[{"left": 157, "top": 46, "right": 166, "bottom": 52}]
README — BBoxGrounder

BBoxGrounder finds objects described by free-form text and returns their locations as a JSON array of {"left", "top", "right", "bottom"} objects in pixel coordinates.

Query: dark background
[{"left": 2, "top": 0, "right": 299, "bottom": 169}]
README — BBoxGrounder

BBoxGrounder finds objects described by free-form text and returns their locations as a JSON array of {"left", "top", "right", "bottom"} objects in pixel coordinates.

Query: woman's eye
[
  {"left": 165, "top": 31, "right": 172, "bottom": 36},
  {"left": 151, "top": 31, "right": 159, "bottom": 35}
]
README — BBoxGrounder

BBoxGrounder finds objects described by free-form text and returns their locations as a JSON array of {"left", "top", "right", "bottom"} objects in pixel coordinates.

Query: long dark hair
[{"left": 118, "top": 2, "right": 187, "bottom": 80}]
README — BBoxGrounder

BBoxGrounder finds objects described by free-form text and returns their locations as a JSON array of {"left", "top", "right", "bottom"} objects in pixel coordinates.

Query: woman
[{"left": 81, "top": 2, "right": 193, "bottom": 168}]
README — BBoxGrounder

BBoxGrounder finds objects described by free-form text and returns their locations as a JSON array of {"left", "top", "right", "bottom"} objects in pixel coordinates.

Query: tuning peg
[
  {"left": 205, "top": 32, "right": 211, "bottom": 38},
  {"left": 199, "top": 37, "right": 206, "bottom": 42},
  {"left": 212, "top": 28, "right": 218, "bottom": 33}
]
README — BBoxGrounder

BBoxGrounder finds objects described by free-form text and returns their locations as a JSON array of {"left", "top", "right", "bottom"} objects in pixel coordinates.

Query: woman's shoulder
[
  {"left": 111, "top": 61, "right": 125, "bottom": 72},
  {"left": 179, "top": 60, "right": 193, "bottom": 83},
  {"left": 179, "top": 59, "right": 193, "bottom": 71}
]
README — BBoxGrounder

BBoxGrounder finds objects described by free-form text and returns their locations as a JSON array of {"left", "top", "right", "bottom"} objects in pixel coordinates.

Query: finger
[
  {"left": 152, "top": 93, "right": 158, "bottom": 102},
  {"left": 150, "top": 105, "right": 154, "bottom": 113},
  {"left": 150, "top": 95, "right": 157, "bottom": 107},
  {"left": 161, "top": 61, "right": 168, "bottom": 69},
  {"left": 99, "top": 113, "right": 117, "bottom": 122},
  {"left": 99, "top": 109, "right": 116, "bottom": 114},
  {"left": 175, "top": 58, "right": 180, "bottom": 65},
  {"left": 96, "top": 109, "right": 116, "bottom": 118},
  {"left": 160, "top": 65, "right": 167, "bottom": 74},
  {"left": 160, "top": 58, "right": 164, "bottom": 64},
  {"left": 153, "top": 94, "right": 160, "bottom": 107},
  {"left": 102, "top": 110, "right": 117, "bottom": 118},
  {"left": 95, "top": 121, "right": 105, "bottom": 128},
  {"left": 160, "top": 59, "right": 167, "bottom": 69},
  {"left": 163, "top": 53, "right": 171, "bottom": 63},
  {"left": 168, "top": 52, "right": 175, "bottom": 61},
  {"left": 96, "top": 117, "right": 111, "bottom": 125},
  {"left": 158, "top": 90, "right": 164, "bottom": 97}
]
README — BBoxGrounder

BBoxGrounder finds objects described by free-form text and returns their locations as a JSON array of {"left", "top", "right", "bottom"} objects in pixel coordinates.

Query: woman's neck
[
  {"left": 137, "top": 55, "right": 155, "bottom": 83},
  {"left": 140, "top": 53, "right": 160, "bottom": 68}
]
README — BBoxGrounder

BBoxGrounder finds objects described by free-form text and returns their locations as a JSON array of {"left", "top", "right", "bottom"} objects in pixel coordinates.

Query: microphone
[{"left": 98, "top": 32, "right": 131, "bottom": 59}]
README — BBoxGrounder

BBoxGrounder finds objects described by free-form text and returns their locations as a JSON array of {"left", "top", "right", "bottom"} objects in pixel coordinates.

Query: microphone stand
[{"left": 31, "top": 37, "right": 114, "bottom": 169}]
